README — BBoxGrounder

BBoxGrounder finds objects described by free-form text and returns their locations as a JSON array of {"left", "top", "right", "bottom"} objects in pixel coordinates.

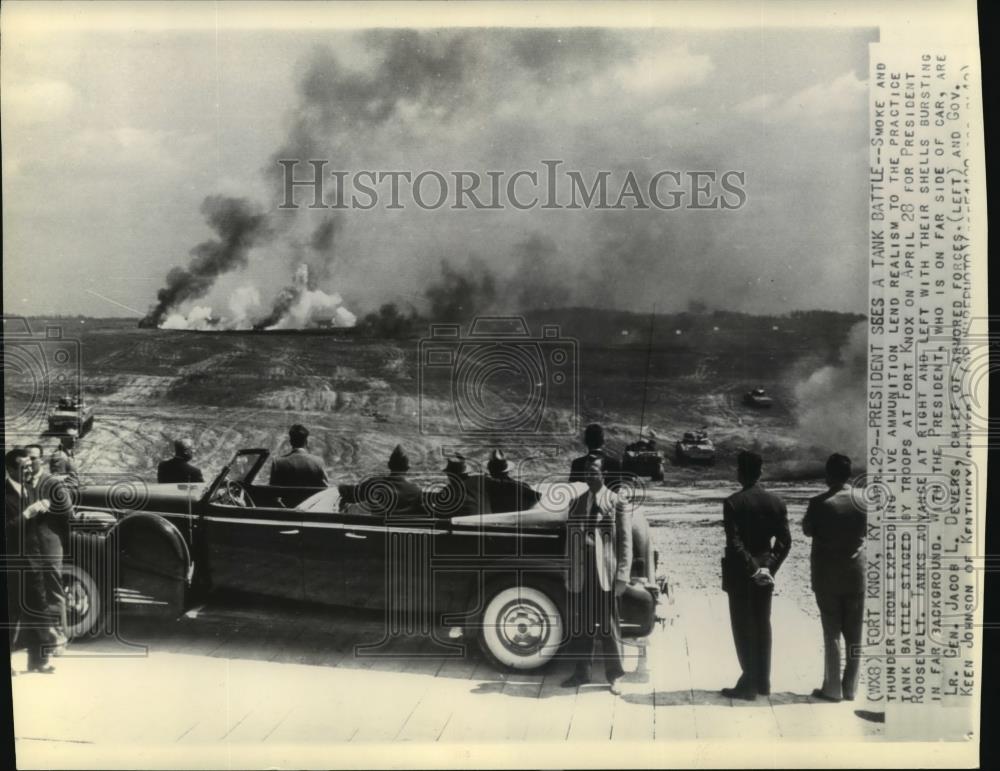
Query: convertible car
[{"left": 61, "top": 449, "right": 666, "bottom": 671}]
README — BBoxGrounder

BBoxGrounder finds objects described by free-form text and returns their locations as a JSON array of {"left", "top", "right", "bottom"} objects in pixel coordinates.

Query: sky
[{"left": 2, "top": 18, "right": 876, "bottom": 319}]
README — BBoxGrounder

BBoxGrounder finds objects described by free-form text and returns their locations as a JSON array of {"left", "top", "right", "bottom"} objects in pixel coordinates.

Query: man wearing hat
[
  {"left": 356, "top": 445, "right": 422, "bottom": 517},
  {"left": 423, "top": 453, "right": 483, "bottom": 518},
  {"left": 720, "top": 450, "right": 791, "bottom": 700},
  {"left": 157, "top": 439, "right": 205, "bottom": 484},
  {"left": 270, "top": 424, "right": 329, "bottom": 488},
  {"left": 569, "top": 423, "right": 623, "bottom": 491},
  {"left": 484, "top": 450, "right": 539, "bottom": 513}
]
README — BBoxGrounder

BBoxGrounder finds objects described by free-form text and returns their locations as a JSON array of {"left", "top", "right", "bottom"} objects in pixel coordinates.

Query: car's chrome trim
[
  {"left": 451, "top": 530, "right": 560, "bottom": 539},
  {"left": 81, "top": 510, "right": 559, "bottom": 538},
  {"left": 203, "top": 516, "right": 449, "bottom": 536}
]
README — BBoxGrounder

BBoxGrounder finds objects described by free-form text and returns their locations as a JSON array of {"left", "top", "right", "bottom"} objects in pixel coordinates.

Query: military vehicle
[
  {"left": 622, "top": 437, "right": 666, "bottom": 481},
  {"left": 48, "top": 395, "right": 95, "bottom": 436},
  {"left": 674, "top": 429, "right": 715, "bottom": 464},
  {"left": 743, "top": 387, "right": 774, "bottom": 408}
]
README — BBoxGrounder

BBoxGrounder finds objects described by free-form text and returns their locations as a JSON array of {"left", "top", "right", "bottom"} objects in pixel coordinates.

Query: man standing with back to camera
[
  {"left": 803, "top": 453, "right": 867, "bottom": 702},
  {"left": 720, "top": 450, "right": 791, "bottom": 700}
]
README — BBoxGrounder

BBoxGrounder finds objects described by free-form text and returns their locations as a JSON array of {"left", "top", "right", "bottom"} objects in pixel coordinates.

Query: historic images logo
[{"left": 278, "top": 160, "right": 748, "bottom": 211}]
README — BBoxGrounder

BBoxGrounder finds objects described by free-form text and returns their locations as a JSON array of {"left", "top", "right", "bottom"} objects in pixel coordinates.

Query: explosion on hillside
[
  {"left": 792, "top": 320, "right": 867, "bottom": 462},
  {"left": 158, "top": 264, "right": 356, "bottom": 331}
]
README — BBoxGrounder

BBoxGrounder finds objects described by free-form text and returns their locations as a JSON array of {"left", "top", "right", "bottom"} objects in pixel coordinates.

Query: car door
[
  {"left": 300, "top": 507, "right": 385, "bottom": 609},
  {"left": 301, "top": 505, "right": 452, "bottom": 614},
  {"left": 202, "top": 502, "right": 304, "bottom": 600}
]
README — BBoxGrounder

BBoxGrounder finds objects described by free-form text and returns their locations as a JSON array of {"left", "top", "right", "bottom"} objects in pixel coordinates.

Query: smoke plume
[
  {"left": 273, "top": 31, "right": 471, "bottom": 166},
  {"left": 793, "top": 321, "right": 867, "bottom": 461},
  {"left": 510, "top": 235, "right": 572, "bottom": 311},
  {"left": 424, "top": 260, "right": 497, "bottom": 322},
  {"left": 160, "top": 305, "right": 216, "bottom": 331},
  {"left": 255, "top": 264, "right": 356, "bottom": 330},
  {"left": 228, "top": 286, "right": 262, "bottom": 329},
  {"left": 140, "top": 196, "right": 272, "bottom": 327}
]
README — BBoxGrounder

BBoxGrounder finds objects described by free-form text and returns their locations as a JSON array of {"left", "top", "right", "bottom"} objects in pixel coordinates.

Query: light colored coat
[{"left": 567, "top": 485, "right": 632, "bottom": 593}]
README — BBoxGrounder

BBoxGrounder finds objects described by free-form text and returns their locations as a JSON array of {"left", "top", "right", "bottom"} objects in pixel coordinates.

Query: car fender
[
  {"left": 105, "top": 512, "right": 190, "bottom": 617},
  {"left": 452, "top": 569, "right": 569, "bottom": 631}
]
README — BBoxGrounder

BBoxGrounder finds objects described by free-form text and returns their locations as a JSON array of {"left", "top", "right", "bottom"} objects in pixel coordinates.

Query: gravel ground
[{"left": 642, "top": 481, "right": 825, "bottom": 621}]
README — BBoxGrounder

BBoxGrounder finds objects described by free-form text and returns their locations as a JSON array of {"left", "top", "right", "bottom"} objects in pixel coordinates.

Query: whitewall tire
[{"left": 478, "top": 584, "right": 564, "bottom": 671}]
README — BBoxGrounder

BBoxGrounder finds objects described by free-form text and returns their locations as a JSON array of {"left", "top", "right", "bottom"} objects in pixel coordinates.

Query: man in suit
[
  {"left": 569, "top": 423, "right": 623, "bottom": 491},
  {"left": 562, "top": 461, "right": 632, "bottom": 695},
  {"left": 269, "top": 424, "right": 329, "bottom": 488},
  {"left": 157, "top": 439, "right": 205, "bottom": 484},
  {"left": 4, "top": 448, "right": 31, "bottom": 675},
  {"left": 803, "top": 453, "right": 867, "bottom": 702},
  {"left": 20, "top": 444, "right": 75, "bottom": 673},
  {"left": 423, "top": 454, "right": 483, "bottom": 518},
  {"left": 484, "top": 449, "right": 539, "bottom": 513},
  {"left": 355, "top": 445, "right": 422, "bottom": 517},
  {"left": 721, "top": 450, "right": 791, "bottom": 700}
]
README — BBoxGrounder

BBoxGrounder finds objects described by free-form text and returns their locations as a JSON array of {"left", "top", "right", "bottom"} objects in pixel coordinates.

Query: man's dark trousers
[
  {"left": 815, "top": 590, "right": 863, "bottom": 699},
  {"left": 726, "top": 578, "right": 773, "bottom": 694}
]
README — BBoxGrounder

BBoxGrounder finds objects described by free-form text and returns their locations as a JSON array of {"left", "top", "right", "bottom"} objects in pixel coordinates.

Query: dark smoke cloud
[
  {"left": 417, "top": 237, "right": 574, "bottom": 323},
  {"left": 303, "top": 216, "right": 341, "bottom": 289},
  {"left": 510, "top": 234, "right": 572, "bottom": 311},
  {"left": 146, "top": 31, "right": 473, "bottom": 328},
  {"left": 140, "top": 196, "right": 271, "bottom": 327},
  {"left": 310, "top": 216, "right": 339, "bottom": 253},
  {"left": 254, "top": 283, "right": 299, "bottom": 330},
  {"left": 425, "top": 259, "right": 497, "bottom": 322},
  {"left": 272, "top": 31, "right": 472, "bottom": 171}
]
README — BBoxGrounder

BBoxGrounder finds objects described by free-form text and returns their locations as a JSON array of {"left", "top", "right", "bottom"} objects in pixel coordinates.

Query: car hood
[{"left": 78, "top": 482, "right": 206, "bottom": 514}]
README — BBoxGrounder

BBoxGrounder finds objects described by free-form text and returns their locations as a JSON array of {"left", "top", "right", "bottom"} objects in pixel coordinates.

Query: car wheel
[
  {"left": 61, "top": 563, "right": 103, "bottom": 639},
  {"left": 478, "top": 584, "right": 564, "bottom": 671}
]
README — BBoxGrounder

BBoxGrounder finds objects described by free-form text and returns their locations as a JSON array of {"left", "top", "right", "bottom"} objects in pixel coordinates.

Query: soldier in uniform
[
  {"left": 561, "top": 461, "right": 632, "bottom": 695},
  {"left": 569, "top": 423, "right": 623, "bottom": 490},
  {"left": 157, "top": 438, "right": 205, "bottom": 484},
  {"left": 356, "top": 445, "right": 422, "bottom": 517},
  {"left": 720, "top": 450, "right": 791, "bottom": 700},
  {"left": 483, "top": 449, "right": 539, "bottom": 513},
  {"left": 803, "top": 453, "right": 867, "bottom": 702}
]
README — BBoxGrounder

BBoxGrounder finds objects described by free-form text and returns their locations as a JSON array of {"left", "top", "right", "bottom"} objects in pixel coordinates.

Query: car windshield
[{"left": 212, "top": 450, "right": 268, "bottom": 490}]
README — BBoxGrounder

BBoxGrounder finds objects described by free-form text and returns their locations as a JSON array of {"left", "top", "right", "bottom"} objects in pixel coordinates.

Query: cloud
[
  {"left": 735, "top": 71, "right": 866, "bottom": 125},
  {"left": 4, "top": 79, "right": 77, "bottom": 124},
  {"left": 613, "top": 46, "right": 715, "bottom": 95}
]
